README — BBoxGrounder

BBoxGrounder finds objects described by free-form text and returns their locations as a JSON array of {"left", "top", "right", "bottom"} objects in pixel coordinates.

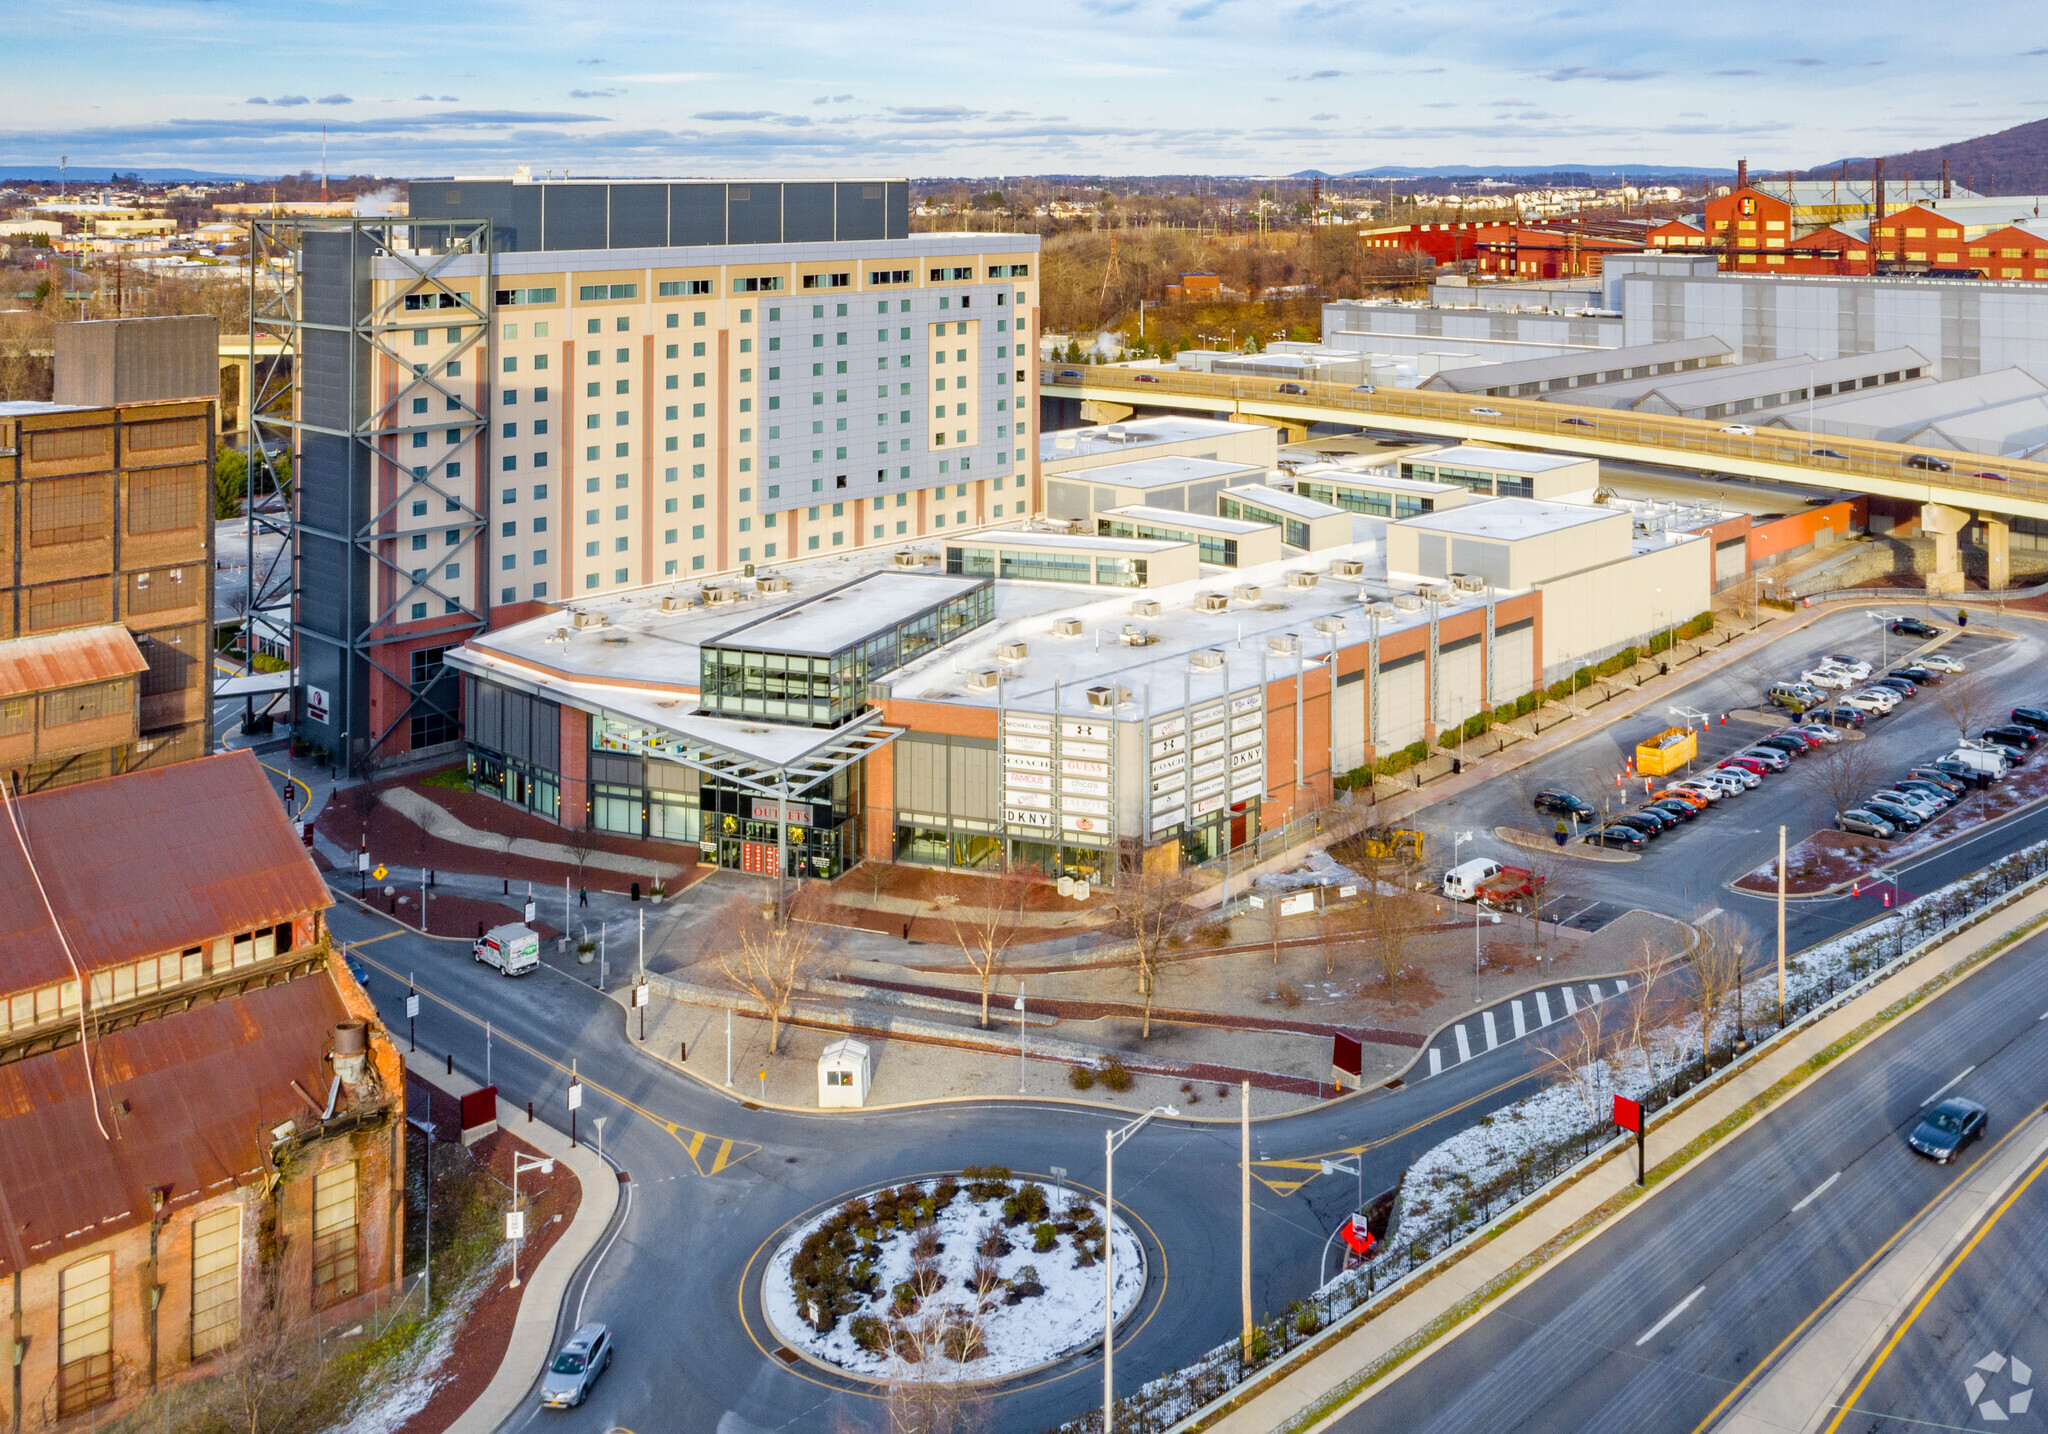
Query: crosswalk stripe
[
  {"left": 1429, "top": 1047, "right": 1443, "bottom": 1077},
  {"left": 1587, "top": 983, "right": 1604, "bottom": 1004},
  {"left": 1512, "top": 1001, "right": 1527, "bottom": 1040},
  {"left": 1562, "top": 986, "right": 1579, "bottom": 1015},
  {"left": 1536, "top": 990, "right": 1553, "bottom": 1025},
  {"left": 1482, "top": 1010, "right": 1499, "bottom": 1050},
  {"left": 1454, "top": 1025, "right": 1472, "bottom": 1063}
]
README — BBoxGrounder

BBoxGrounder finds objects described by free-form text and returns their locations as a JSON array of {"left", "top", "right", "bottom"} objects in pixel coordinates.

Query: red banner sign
[
  {"left": 1340, "top": 1213, "right": 1375, "bottom": 1256},
  {"left": 1612, "top": 1095, "right": 1643, "bottom": 1133}
]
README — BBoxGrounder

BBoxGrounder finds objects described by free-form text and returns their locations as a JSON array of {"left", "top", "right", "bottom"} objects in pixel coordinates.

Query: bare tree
[
  {"left": 1931, "top": 669, "right": 2005, "bottom": 744},
  {"left": 947, "top": 868, "right": 1034, "bottom": 1028},
  {"left": 717, "top": 908, "right": 822, "bottom": 1054},
  {"left": 1103, "top": 858, "right": 1196, "bottom": 1039},
  {"left": 1616, "top": 937, "right": 1673, "bottom": 1080},
  {"left": 201, "top": 1262, "right": 322, "bottom": 1434},
  {"left": 1354, "top": 847, "right": 1428, "bottom": 988},
  {"left": 1685, "top": 911, "right": 1754, "bottom": 1066},
  {"left": 1518, "top": 849, "right": 1569, "bottom": 961},
  {"left": 1540, "top": 998, "right": 1613, "bottom": 1125},
  {"left": 1789, "top": 734, "right": 1889, "bottom": 821},
  {"left": 878, "top": 1276, "right": 998, "bottom": 1434}
]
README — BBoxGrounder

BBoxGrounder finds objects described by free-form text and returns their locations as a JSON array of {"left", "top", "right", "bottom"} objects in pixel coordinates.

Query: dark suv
[
  {"left": 1983, "top": 725, "right": 2041, "bottom": 751},
  {"left": 1532, "top": 790, "right": 1596, "bottom": 821},
  {"left": 2012, "top": 706, "right": 2048, "bottom": 731},
  {"left": 1889, "top": 617, "right": 1940, "bottom": 638}
]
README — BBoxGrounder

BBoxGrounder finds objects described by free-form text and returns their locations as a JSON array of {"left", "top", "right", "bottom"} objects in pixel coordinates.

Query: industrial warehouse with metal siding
[
  {"left": 285, "top": 173, "right": 1039, "bottom": 772},
  {"left": 444, "top": 476, "right": 1710, "bottom": 881}
]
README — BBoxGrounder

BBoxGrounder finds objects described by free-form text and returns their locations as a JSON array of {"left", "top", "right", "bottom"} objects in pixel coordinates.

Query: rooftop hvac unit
[
  {"left": 1267, "top": 633, "right": 1300, "bottom": 657},
  {"left": 659, "top": 594, "right": 690, "bottom": 613},
  {"left": 757, "top": 574, "right": 791, "bottom": 593},
  {"left": 1286, "top": 571, "right": 1319, "bottom": 590},
  {"left": 1313, "top": 615, "right": 1346, "bottom": 636},
  {"left": 1331, "top": 559, "right": 1365, "bottom": 577},
  {"left": 1051, "top": 617, "right": 1084, "bottom": 637},
  {"left": 1452, "top": 573, "right": 1486, "bottom": 594},
  {"left": 571, "top": 610, "right": 608, "bottom": 629},
  {"left": 1233, "top": 584, "right": 1262, "bottom": 603},
  {"left": 997, "top": 639, "right": 1029, "bottom": 663},
  {"left": 966, "top": 668, "right": 1002, "bottom": 692},
  {"left": 893, "top": 549, "right": 921, "bottom": 567},
  {"left": 1086, "top": 684, "right": 1128, "bottom": 709},
  {"left": 1130, "top": 598, "right": 1161, "bottom": 618},
  {"left": 1190, "top": 648, "right": 1226, "bottom": 672},
  {"left": 1369, "top": 602, "right": 1401, "bottom": 618},
  {"left": 1195, "top": 592, "right": 1229, "bottom": 613},
  {"left": 1119, "top": 625, "right": 1153, "bottom": 646},
  {"left": 1392, "top": 594, "right": 1424, "bottom": 612}
]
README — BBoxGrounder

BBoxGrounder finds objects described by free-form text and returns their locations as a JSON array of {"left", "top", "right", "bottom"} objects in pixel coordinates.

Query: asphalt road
[
  {"left": 1317, "top": 918, "right": 2048, "bottom": 1434},
  {"left": 1418, "top": 606, "right": 2048, "bottom": 952},
  {"left": 332, "top": 893, "right": 1571, "bottom": 1434}
]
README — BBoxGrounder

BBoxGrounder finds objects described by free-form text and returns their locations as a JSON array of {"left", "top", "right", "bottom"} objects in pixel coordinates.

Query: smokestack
[
  {"left": 1942, "top": 157, "right": 1951, "bottom": 199},
  {"left": 1736, "top": 157, "right": 1748, "bottom": 191}
]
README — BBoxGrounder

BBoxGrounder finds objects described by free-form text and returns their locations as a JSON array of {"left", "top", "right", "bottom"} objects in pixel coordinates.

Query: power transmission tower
[{"left": 1099, "top": 232, "right": 1123, "bottom": 314}]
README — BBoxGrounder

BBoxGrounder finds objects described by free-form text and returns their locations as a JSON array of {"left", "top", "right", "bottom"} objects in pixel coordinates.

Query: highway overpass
[{"left": 1041, "top": 365, "right": 2048, "bottom": 591}]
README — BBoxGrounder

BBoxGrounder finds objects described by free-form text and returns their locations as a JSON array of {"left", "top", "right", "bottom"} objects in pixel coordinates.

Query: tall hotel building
[{"left": 294, "top": 176, "right": 1039, "bottom": 766}]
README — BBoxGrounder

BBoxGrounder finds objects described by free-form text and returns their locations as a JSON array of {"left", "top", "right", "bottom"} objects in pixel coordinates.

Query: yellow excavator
[{"left": 1359, "top": 826, "right": 1424, "bottom": 863}]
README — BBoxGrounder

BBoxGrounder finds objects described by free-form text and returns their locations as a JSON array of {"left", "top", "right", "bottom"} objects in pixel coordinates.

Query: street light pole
[
  {"left": 1103, "top": 1105, "right": 1176, "bottom": 1434},
  {"left": 507, "top": 1152, "right": 554, "bottom": 1290},
  {"left": 1015, "top": 982, "right": 1027, "bottom": 1094},
  {"left": 1776, "top": 824, "right": 1788, "bottom": 1025}
]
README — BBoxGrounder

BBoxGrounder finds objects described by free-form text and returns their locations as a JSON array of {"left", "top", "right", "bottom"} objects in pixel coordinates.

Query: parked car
[
  {"left": 1706, "top": 765, "right": 1760, "bottom": 789},
  {"left": 1890, "top": 665, "right": 1939, "bottom": 684},
  {"left": 1276, "top": 381, "right": 1307, "bottom": 394},
  {"left": 1908, "top": 1097, "right": 1987, "bottom": 1163},
  {"left": 1470, "top": 406, "right": 1503, "bottom": 417},
  {"left": 1983, "top": 725, "right": 2041, "bottom": 751},
  {"left": 1720, "top": 424, "right": 1757, "bottom": 435},
  {"left": 2011, "top": 706, "right": 2048, "bottom": 731},
  {"left": 1768, "top": 681, "right": 1823, "bottom": 711},
  {"left": 1870, "top": 676, "right": 1918, "bottom": 697},
  {"left": 1647, "top": 800, "right": 1701, "bottom": 824},
  {"left": 1755, "top": 735, "right": 1811, "bottom": 756},
  {"left": 1892, "top": 781, "right": 1956, "bottom": 809},
  {"left": 1840, "top": 692, "right": 1894, "bottom": 715},
  {"left": 1652, "top": 786, "right": 1712, "bottom": 807},
  {"left": 1917, "top": 653, "right": 1966, "bottom": 673},
  {"left": 1905, "top": 767, "right": 1967, "bottom": 795},
  {"left": 541, "top": 1323, "right": 614, "bottom": 1409},
  {"left": 1823, "top": 654, "right": 1873, "bottom": 678},
  {"left": 1532, "top": 790, "right": 1597, "bottom": 821},
  {"left": 1613, "top": 811, "right": 1668, "bottom": 838},
  {"left": 1889, "top": 617, "right": 1940, "bottom": 638},
  {"left": 1801, "top": 668, "right": 1854, "bottom": 690},
  {"left": 1905, "top": 453, "right": 1954, "bottom": 472},
  {"left": 1795, "top": 724, "right": 1843, "bottom": 744},
  {"left": 1672, "top": 776, "right": 1736, "bottom": 801},
  {"left": 1771, "top": 728, "right": 1823, "bottom": 749},
  {"left": 1933, "top": 755, "right": 1998, "bottom": 788},
  {"left": 1585, "top": 825, "right": 1648, "bottom": 850},
  {"left": 1862, "top": 795, "right": 1926, "bottom": 831},
  {"left": 1811, "top": 447, "right": 1851, "bottom": 460},
  {"left": 1732, "top": 747, "right": 1790, "bottom": 771},
  {"left": 1820, "top": 706, "right": 1868, "bottom": 727},
  {"left": 1837, "top": 809, "right": 1897, "bottom": 839},
  {"left": 1720, "top": 754, "right": 1774, "bottom": 777}
]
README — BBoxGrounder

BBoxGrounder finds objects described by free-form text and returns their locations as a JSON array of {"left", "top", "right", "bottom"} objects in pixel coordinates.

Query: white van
[
  {"left": 473, "top": 923, "right": 540, "bottom": 976},
  {"left": 1442, "top": 858, "right": 1503, "bottom": 902},
  {"left": 1944, "top": 747, "right": 2007, "bottom": 780}
]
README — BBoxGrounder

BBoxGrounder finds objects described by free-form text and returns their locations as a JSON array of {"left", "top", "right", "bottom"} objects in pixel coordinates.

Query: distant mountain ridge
[
  {"left": 0, "top": 166, "right": 263, "bottom": 183},
  {"left": 1328, "top": 163, "right": 1733, "bottom": 179},
  {"left": 1802, "top": 116, "right": 2048, "bottom": 195}
]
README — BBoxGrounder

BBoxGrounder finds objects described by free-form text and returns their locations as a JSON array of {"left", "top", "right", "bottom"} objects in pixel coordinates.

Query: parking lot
[{"left": 1418, "top": 607, "right": 2048, "bottom": 950}]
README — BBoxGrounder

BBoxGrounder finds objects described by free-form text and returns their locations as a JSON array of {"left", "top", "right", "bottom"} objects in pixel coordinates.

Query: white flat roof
[
  {"left": 1395, "top": 497, "right": 1620, "bottom": 540},
  {"left": 1408, "top": 445, "right": 1595, "bottom": 473},
  {"left": 1293, "top": 469, "right": 1459, "bottom": 496},
  {"left": 1040, "top": 416, "right": 1266, "bottom": 461},
  {"left": 1223, "top": 484, "right": 1347, "bottom": 520},
  {"left": 961, "top": 528, "right": 1191, "bottom": 556},
  {"left": 1054, "top": 455, "right": 1264, "bottom": 489},
  {"left": 1101, "top": 505, "right": 1272, "bottom": 536},
  {"left": 706, "top": 571, "right": 986, "bottom": 656}
]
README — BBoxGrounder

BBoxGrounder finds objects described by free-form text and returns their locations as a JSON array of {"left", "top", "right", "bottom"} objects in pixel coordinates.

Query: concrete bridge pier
[
  {"left": 1922, "top": 502, "right": 1970, "bottom": 594},
  {"left": 1981, "top": 512, "right": 2011, "bottom": 591}
]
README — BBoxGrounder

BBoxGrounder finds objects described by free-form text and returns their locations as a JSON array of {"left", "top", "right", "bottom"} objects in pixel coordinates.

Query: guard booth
[{"left": 818, "top": 1038, "right": 873, "bottom": 1108}]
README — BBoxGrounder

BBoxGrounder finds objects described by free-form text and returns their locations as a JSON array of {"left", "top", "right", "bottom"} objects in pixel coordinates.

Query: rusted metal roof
[
  {"left": 0, "top": 973, "right": 358, "bottom": 1278},
  {"left": 0, "top": 625, "right": 148, "bottom": 701},
  {"left": 0, "top": 750, "right": 330, "bottom": 996}
]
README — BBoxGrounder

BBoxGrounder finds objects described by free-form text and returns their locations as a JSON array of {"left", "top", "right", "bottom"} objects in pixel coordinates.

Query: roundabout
[{"left": 758, "top": 1168, "right": 1146, "bottom": 1384}]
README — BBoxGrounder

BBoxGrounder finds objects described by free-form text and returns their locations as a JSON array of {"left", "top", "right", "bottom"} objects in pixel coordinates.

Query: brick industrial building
[
  {"left": 0, "top": 317, "right": 218, "bottom": 794},
  {"left": 0, "top": 751, "right": 403, "bottom": 1429}
]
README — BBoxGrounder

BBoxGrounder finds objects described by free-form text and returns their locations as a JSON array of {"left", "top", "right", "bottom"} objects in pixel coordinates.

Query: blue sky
[{"left": 4, "top": 0, "right": 2045, "bottom": 177}]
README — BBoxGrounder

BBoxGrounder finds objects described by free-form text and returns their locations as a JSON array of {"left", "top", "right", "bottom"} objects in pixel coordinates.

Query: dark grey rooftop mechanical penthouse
[
  {"left": 698, "top": 573, "right": 994, "bottom": 728},
  {"left": 406, "top": 176, "right": 911, "bottom": 252}
]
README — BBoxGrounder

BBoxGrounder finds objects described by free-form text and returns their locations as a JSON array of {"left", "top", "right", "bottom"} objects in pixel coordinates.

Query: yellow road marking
[
  {"left": 1821, "top": 1143, "right": 2048, "bottom": 1434},
  {"left": 350, "top": 945, "right": 758, "bottom": 1177},
  {"left": 259, "top": 760, "right": 313, "bottom": 820},
  {"left": 1686, "top": 1117, "right": 2039, "bottom": 1434},
  {"left": 1253, "top": 1067, "right": 1538, "bottom": 1194}
]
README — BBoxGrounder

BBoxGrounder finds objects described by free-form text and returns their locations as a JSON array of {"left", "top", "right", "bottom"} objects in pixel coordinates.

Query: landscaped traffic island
[{"left": 762, "top": 1167, "right": 1144, "bottom": 1381}]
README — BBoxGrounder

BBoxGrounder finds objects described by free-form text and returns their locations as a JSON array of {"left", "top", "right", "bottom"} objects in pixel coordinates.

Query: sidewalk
[
  {"left": 1184, "top": 877, "right": 2048, "bottom": 1434},
  {"left": 403, "top": 1052, "right": 621, "bottom": 1434},
  {"left": 1715, "top": 1110, "right": 2048, "bottom": 1434}
]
